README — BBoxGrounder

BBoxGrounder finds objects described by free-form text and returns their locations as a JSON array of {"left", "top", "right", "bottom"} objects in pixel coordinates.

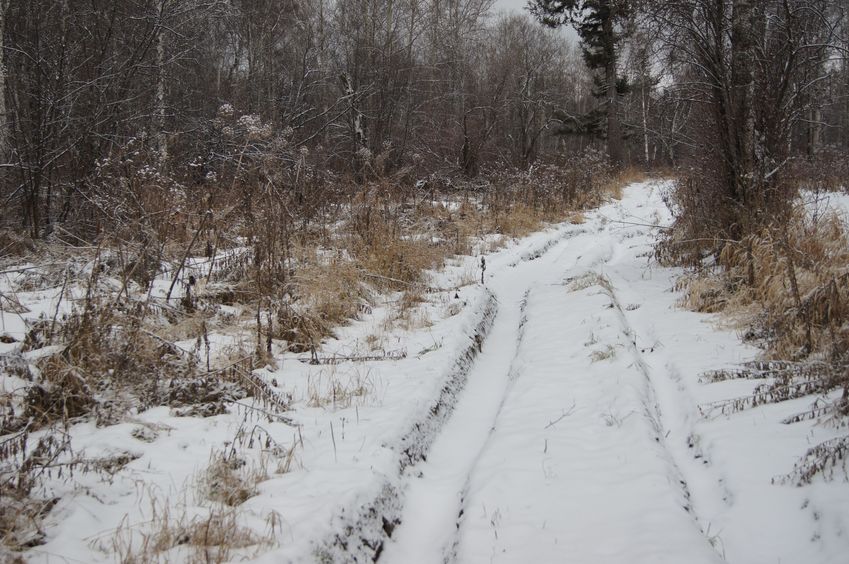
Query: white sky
[
  {"left": 492, "top": 0, "right": 530, "bottom": 15},
  {"left": 491, "top": 0, "right": 578, "bottom": 44}
]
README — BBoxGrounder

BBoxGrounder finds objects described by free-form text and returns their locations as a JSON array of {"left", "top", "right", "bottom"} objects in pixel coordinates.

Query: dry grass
[
  {"left": 296, "top": 255, "right": 370, "bottom": 321},
  {"left": 101, "top": 445, "right": 283, "bottom": 562},
  {"left": 348, "top": 207, "right": 446, "bottom": 287},
  {"left": 156, "top": 312, "right": 214, "bottom": 343},
  {"left": 363, "top": 333, "right": 384, "bottom": 352},
  {"left": 199, "top": 452, "right": 265, "bottom": 507},
  {"left": 676, "top": 273, "right": 736, "bottom": 314},
  {"left": 678, "top": 209, "right": 849, "bottom": 360},
  {"left": 566, "top": 272, "right": 606, "bottom": 293},
  {"left": 674, "top": 205, "right": 849, "bottom": 483},
  {"left": 1, "top": 156, "right": 626, "bottom": 557},
  {"left": 108, "top": 503, "right": 279, "bottom": 564},
  {"left": 275, "top": 255, "right": 372, "bottom": 352},
  {"left": 0, "top": 229, "right": 36, "bottom": 260},
  {"left": 0, "top": 494, "right": 57, "bottom": 552},
  {"left": 383, "top": 288, "right": 433, "bottom": 333},
  {"left": 567, "top": 211, "right": 587, "bottom": 224},
  {"left": 489, "top": 203, "right": 543, "bottom": 239},
  {"left": 604, "top": 167, "right": 649, "bottom": 201},
  {"left": 14, "top": 293, "right": 198, "bottom": 431},
  {"left": 449, "top": 266, "right": 479, "bottom": 290},
  {"left": 590, "top": 345, "right": 617, "bottom": 362},
  {"left": 443, "top": 301, "right": 463, "bottom": 318},
  {"left": 356, "top": 236, "right": 444, "bottom": 287},
  {"left": 306, "top": 366, "right": 374, "bottom": 409},
  {"left": 269, "top": 157, "right": 624, "bottom": 353}
]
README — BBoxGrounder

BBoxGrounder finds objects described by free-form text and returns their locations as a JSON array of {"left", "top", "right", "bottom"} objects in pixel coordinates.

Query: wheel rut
[
  {"left": 342, "top": 195, "right": 722, "bottom": 564},
  {"left": 316, "top": 221, "right": 577, "bottom": 563},
  {"left": 379, "top": 287, "right": 532, "bottom": 564},
  {"left": 395, "top": 194, "right": 722, "bottom": 564},
  {"left": 377, "top": 227, "right": 579, "bottom": 564}
]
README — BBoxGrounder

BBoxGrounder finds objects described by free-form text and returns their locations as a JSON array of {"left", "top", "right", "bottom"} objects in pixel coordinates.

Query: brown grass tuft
[
  {"left": 275, "top": 255, "right": 372, "bottom": 352},
  {"left": 679, "top": 216, "right": 849, "bottom": 358},
  {"left": 0, "top": 229, "right": 37, "bottom": 259},
  {"left": 109, "top": 503, "right": 278, "bottom": 564},
  {"left": 199, "top": 452, "right": 265, "bottom": 507}
]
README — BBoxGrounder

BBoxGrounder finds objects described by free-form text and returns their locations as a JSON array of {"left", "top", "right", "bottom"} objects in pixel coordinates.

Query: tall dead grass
[
  {"left": 605, "top": 167, "right": 649, "bottom": 201},
  {"left": 109, "top": 503, "right": 279, "bottom": 564},
  {"left": 678, "top": 209, "right": 849, "bottom": 361}
]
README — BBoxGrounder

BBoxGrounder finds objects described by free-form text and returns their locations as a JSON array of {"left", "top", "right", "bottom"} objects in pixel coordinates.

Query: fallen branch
[{"left": 544, "top": 401, "right": 576, "bottom": 429}]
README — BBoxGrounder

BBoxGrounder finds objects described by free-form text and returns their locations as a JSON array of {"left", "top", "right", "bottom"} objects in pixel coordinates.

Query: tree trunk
[
  {"left": 602, "top": 9, "right": 623, "bottom": 166},
  {"left": 340, "top": 72, "right": 368, "bottom": 176},
  {"left": 641, "top": 78, "right": 649, "bottom": 167},
  {"left": 461, "top": 114, "right": 478, "bottom": 177},
  {"left": 807, "top": 107, "right": 821, "bottom": 160},
  {"left": 730, "top": 0, "right": 759, "bottom": 212},
  {"left": 0, "top": 0, "right": 9, "bottom": 157},
  {"left": 155, "top": 1, "right": 168, "bottom": 166}
]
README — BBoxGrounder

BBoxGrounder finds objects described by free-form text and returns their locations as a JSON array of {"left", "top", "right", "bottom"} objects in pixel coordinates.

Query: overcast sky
[
  {"left": 492, "top": 0, "right": 529, "bottom": 15},
  {"left": 490, "top": 0, "right": 578, "bottom": 43}
]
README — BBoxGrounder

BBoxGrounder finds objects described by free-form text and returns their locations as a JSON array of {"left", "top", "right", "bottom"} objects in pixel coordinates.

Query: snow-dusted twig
[{"left": 544, "top": 400, "right": 576, "bottom": 429}]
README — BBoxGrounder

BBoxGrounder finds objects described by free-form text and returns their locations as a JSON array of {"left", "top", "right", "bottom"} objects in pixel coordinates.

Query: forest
[
  {"left": 1, "top": 0, "right": 847, "bottom": 242},
  {"left": 1, "top": 1, "right": 848, "bottom": 562}
]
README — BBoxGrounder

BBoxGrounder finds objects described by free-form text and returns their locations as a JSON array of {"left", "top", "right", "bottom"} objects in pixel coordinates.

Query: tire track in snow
[
  {"left": 315, "top": 290, "right": 498, "bottom": 563},
  {"left": 443, "top": 288, "right": 532, "bottom": 564},
  {"left": 571, "top": 188, "right": 724, "bottom": 560},
  {"left": 429, "top": 189, "right": 721, "bottom": 564},
  {"left": 507, "top": 226, "right": 588, "bottom": 267},
  {"left": 377, "top": 225, "right": 583, "bottom": 564},
  {"left": 448, "top": 273, "right": 722, "bottom": 563},
  {"left": 315, "top": 219, "right": 581, "bottom": 563},
  {"left": 598, "top": 185, "right": 734, "bottom": 554},
  {"left": 597, "top": 273, "right": 723, "bottom": 558}
]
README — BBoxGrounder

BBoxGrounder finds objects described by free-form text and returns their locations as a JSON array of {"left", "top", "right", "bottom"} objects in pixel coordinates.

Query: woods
[
  {"left": 0, "top": 0, "right": 588, "bottom": 239},
  {"left": 2, "top": 1, "right": 845, "bottom": 241}
]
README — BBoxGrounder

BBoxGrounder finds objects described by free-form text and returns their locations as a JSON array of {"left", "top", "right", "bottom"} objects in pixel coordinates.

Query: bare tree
[{"left": 652, "top": 0, "right": 843, "bottom": 242}]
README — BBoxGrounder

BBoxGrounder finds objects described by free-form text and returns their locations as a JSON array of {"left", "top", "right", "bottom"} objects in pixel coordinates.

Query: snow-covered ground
[
  {"left": 381, "top": 182, "right": 849, "bottom": 564},
  {"left": 5, "top": 181, "right": 848, "bottom": 563},
  {"left": 802, "top": 188, "right": 849, "bottom": 228}
]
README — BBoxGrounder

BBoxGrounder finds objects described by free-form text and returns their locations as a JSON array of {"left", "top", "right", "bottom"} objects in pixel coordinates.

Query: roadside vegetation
[{"left": 0, "top": 146, "right": 630, "bottom": 555}]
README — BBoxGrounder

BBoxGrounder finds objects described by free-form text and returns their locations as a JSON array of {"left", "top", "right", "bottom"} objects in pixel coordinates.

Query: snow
[
  {"left": 5, "top": 181, "right": 849, "bottom": 563},
  {"left": 801, "top": 189, "right": 849, "bottom": 229},
  {"left": 383, "top": 182, "right": 849, "bottom": 564}
]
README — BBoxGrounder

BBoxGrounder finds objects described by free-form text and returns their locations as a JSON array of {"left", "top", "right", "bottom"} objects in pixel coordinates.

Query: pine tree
[{"left": 529, "top": 0, "right": 628, "bottom": 165}]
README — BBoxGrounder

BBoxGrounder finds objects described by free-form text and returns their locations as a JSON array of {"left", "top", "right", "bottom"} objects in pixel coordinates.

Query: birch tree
[
  {"left": 0, "top": 0, "right": 9, "bottom": 157},
  {"left": 651, "top": 0, "right": 843, "bottom": 241}
]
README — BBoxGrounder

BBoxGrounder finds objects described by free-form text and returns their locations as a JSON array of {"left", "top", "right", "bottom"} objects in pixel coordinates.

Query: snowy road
[
  {"left": 381, "top": 182, "right": 722, "bottom": 563},
  {"left": 19, "top": 182, "right": 848, "bottom": 564}
]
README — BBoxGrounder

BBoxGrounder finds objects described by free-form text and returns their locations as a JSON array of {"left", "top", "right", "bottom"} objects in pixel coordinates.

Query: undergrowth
[
  {"left": 107, "top": 502, "right": 281, "bottom": 564},
  {"left": 661, "top": 180, "right": 849, "bottom": 484}
]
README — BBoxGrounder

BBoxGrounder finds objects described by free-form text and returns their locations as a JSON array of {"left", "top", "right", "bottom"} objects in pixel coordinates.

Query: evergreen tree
[{"left": 528, "top": 0, "right": 629, "bottom": 165}]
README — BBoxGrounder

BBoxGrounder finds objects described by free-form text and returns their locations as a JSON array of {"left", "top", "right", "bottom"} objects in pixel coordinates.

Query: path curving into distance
[{"left": 380, "top": 182, "right": 722, "bottom": 564}]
